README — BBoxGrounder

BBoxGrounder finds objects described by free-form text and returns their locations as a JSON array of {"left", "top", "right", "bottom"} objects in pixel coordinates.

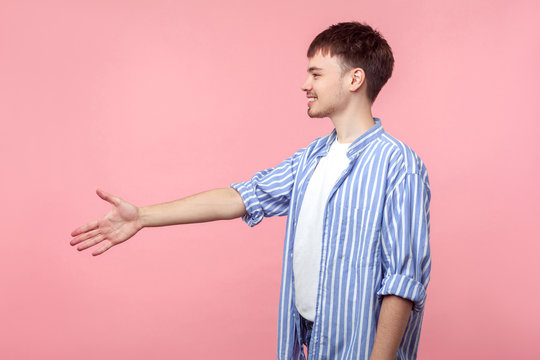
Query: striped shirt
[{"left": 231, "top": 118, "right": 431, "bottom": 360}]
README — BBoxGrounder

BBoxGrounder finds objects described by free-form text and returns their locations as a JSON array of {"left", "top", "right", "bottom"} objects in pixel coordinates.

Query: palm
[
  {"left": 98, "top": 201, "right": 139, "bottom": 244},
  {"left": 70, "top": 189, "right": 142, "bottom": 256}
]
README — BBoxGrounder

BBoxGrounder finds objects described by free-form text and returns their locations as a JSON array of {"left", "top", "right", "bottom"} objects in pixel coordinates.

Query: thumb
[{"left": 96, "top": 188, "right": 121, "bottom": 207}]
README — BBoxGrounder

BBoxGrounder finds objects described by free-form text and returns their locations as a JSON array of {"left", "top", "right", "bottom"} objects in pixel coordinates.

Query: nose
[{"left": 301, "top": 76, "right": 311, "bottom": 92}]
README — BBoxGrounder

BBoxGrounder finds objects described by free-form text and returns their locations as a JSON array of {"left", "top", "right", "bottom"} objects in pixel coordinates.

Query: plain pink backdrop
[{"left": 1, "top": 0, "right": 539, "bottom": 359}]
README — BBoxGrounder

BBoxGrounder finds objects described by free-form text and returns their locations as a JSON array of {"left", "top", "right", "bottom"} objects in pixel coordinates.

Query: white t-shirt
[{"left": 293, "top": 138, "right": 351, "bottom": 321}]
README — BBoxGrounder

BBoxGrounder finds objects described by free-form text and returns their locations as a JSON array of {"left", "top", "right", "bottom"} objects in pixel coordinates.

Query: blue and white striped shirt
[{"left": 231, "top": 118, "right": 431, "bottom": 360}]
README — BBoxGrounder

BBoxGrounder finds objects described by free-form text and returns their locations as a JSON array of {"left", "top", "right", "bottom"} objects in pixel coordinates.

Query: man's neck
[{"left": 330, "top": 104, "right": 375, "bottom": 144}]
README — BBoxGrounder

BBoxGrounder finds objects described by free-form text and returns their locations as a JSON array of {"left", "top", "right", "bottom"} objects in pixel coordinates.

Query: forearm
[
  {"left": 138, "top": 187, "right": 246, "bottom": 228},
  {"left": 369, "top": 295, "right": 413, "bottom": 360}
]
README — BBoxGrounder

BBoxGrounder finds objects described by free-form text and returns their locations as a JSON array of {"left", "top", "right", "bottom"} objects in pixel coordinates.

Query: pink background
[{"left": 1, "top": 0, "right": 539, "bottom": 359}]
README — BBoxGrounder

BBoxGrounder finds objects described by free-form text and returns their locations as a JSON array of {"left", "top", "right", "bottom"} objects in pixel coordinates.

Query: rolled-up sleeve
[
  {"left": 231, "top": 148, "right": 306, "bottom": 227},
  {"left": 377, "top": 172, "right": 431, "bottom": 312}
]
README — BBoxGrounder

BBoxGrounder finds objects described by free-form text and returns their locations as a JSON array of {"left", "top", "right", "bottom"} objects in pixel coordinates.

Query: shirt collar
[{"left": 321, "top": 118, "right": 384, "bottom": 160}]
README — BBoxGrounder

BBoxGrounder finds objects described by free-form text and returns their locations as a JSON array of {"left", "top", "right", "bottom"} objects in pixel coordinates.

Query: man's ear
[{"left": 350, "top": 68, "right": 366, "bottom": 92}]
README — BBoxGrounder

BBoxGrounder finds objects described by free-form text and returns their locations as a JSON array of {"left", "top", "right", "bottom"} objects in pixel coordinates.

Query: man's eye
[{"left": 313, "top": 74, "right": 320, "bottom": 78}]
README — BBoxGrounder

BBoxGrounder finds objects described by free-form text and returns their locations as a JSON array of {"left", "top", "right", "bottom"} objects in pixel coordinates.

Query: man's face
[{"left": 301, "top": 51, "right": 349, "bottom": 119}]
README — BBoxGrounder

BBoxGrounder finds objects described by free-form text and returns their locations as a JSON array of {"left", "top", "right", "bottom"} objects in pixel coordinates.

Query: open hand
[{"left": 70, "top": 189, "right": 143, "bottom": 256}]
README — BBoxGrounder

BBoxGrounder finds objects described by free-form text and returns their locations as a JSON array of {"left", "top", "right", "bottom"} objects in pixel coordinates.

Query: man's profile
[{"left": 70, "top": 22, "right": 431, "bottom": 360}]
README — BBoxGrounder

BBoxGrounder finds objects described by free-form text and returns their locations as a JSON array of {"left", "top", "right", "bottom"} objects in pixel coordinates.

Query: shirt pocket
[{"left": 351, "top": 206, "right": 382, "bottom": 270}]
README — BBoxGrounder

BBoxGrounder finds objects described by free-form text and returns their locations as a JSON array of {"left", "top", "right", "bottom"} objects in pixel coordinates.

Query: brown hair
[{"left": 307, "top": 22, "right": 394, "bottom": 103}]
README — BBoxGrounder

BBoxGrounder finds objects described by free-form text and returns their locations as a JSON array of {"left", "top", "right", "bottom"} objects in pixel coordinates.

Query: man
[{"left": 70, "top": 22, "right": 431, "bottom": 360}]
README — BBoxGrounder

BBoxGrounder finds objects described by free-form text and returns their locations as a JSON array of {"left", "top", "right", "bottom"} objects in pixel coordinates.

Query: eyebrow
[{"left": 308, "top": 66, "right": 323, "bottom": 73}]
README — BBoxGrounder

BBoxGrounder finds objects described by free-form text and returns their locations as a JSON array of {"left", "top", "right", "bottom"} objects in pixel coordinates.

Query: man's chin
[{"left": 307, "top": 109, "right": 325, "bottom": 118}]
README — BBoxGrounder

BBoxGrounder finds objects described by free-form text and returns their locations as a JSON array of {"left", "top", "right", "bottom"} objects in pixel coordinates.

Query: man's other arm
[{"left": 369, "top": 295, "right": 413, "bottom": 360}]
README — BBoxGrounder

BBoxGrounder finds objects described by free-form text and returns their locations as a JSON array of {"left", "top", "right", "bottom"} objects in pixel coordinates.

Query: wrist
[{"left": 136, "top": 206, "right": 147, "bottom": 230}]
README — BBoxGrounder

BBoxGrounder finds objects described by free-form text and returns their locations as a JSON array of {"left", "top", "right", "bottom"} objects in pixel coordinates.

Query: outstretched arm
[
  {"left": 70, "top": 187, "right": 246, "bottom": 256},
  {"left": 138, "top": 187, "right": 246, "bottom": 227}
]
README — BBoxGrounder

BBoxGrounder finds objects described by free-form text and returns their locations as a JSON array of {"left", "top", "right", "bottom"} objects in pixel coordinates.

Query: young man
[{"left": 70, "top": 22, "right": 431, "bottom": 360}]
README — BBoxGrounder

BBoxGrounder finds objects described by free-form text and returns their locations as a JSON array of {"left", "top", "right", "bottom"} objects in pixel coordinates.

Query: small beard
[
  {"left": 307, "top": 109, "right": 324, "bottom": 118},
  {"left": 307, "top": 104, "right": 335, "bottom": 119}
]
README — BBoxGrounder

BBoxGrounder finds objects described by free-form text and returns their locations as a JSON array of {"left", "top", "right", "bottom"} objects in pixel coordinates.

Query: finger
[
  {"left": 71, "top": 220, "right": 98, "bottom": 237},
  {"left": 77, "top": 234, "right": 105, "bottom": 251},
  {"left": 70, "top": 228, "right": 100, "bottom": 246},
  {"left": 96, "top": 188, "right": 120, "bottom": 207},
  {"left": 92, "top": 240, "right": 114, "bottom": 256}
]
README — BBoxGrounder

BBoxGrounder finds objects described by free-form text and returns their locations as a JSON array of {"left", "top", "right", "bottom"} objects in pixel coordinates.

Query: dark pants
[{"left": 299, "top": 314, "right": 314, "bottom": 358}]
